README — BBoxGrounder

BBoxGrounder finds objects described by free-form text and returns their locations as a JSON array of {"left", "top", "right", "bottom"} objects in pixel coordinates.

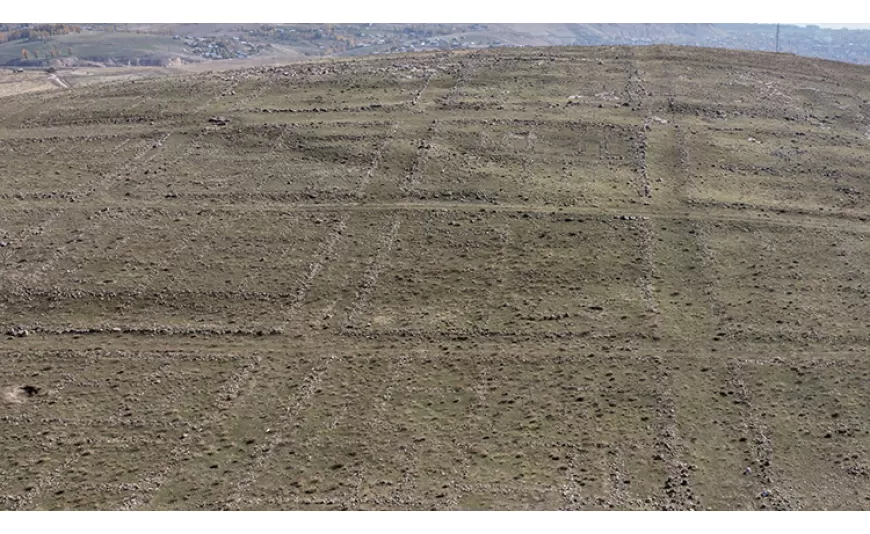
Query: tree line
[
  {"left": 21, "top": 46, "right": 75, "bottom": 60},
  {"left": 0, "top": 24, "right": 82, "bottom": 44}
]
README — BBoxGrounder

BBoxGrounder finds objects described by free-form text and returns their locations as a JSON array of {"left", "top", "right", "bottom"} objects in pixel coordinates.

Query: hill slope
[{"left": 1, "top": 45, "right": 870, "bottom": 510}]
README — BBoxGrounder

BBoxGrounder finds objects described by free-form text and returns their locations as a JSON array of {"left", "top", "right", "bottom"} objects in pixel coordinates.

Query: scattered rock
[
  {"left": 208, "top": 116, "right": 229, "bottom": 126},
  {"left": 6, "top": 326, "right": 28, "bottom": 337},
  {"left": 2, "top": 385, "right": 39, "bottom": 404}
]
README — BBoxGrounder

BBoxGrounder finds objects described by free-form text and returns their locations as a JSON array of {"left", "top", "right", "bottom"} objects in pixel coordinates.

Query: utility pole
[{"left": 775, "top": 23, "right": 781, "bottom": 53}]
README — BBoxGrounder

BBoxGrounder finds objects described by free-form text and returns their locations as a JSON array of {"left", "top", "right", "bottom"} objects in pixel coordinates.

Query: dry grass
[{"left": 1, "top": 45, "right": 870, "bottom": 510}]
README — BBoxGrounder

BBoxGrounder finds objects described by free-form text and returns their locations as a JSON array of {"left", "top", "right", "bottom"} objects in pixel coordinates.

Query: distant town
[
  {"left": 170, "top": 23, "right": 870, "bottom": 65},
  {"left": 0, "top": 23, "right": 869, "bottom": 68}
]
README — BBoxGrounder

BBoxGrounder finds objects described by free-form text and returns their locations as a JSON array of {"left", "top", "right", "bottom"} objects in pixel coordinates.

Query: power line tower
[{"left": 775, "top": 23, "right": 781, "bottom": 53}]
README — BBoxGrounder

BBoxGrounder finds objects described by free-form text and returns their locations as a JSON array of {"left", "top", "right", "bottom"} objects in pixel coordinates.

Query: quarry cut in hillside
[{"left": 1, "top": 45, "right": 870, "bottom": 510}]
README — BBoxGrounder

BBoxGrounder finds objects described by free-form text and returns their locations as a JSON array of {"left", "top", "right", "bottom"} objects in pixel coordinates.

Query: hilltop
[{"left": 1, "top": 45, "right": 870, "bottom": 510}]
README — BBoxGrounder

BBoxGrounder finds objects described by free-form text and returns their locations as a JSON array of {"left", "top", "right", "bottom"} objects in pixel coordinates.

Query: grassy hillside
[
  {"left": 0, "top": 31, "right": 196, "bottom": 66},
  {"left": 1, "top": 45, "right": 870, "bottom": 510}
]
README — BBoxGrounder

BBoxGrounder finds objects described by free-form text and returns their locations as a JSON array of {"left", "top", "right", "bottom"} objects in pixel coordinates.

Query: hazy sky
[{"left": 807, "top": 23, "right": 870, "bottom": 29}]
